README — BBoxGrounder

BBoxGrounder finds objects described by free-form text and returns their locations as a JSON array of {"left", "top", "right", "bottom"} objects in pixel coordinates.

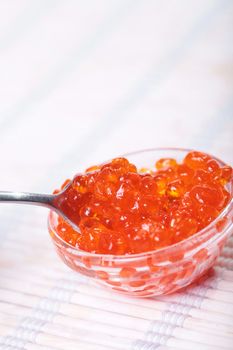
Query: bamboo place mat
[{"left": 0, "top": 1, "right": 233, "bottom": 349}]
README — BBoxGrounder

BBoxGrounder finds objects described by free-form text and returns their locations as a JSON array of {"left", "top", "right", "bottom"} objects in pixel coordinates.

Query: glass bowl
[{"left": 48, "top": 148, "right": 233, "bottom": 297}]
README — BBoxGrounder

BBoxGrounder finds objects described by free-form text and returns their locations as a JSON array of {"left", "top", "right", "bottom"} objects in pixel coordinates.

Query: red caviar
[{"left": 54, "top": 151, "right": 232, "bottom": 255}]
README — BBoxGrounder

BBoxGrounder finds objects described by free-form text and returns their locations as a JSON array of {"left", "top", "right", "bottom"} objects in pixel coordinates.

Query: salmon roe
[{"left": 54, "top": 151, "right": 232, "bottom": 255}]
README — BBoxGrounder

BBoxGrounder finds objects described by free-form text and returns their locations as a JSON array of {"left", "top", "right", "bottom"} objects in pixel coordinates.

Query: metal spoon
[{"left": 0, "top": 182, "right": 80, "bottom": 231}]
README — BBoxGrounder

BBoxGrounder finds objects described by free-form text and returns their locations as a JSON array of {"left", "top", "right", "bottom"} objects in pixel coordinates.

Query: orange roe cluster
[{"left": 55, "top": 151, "right": 232, "bottom": 255}]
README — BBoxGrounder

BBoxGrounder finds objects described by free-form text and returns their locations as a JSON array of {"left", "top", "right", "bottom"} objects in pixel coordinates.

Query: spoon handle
[
  {"left": 0, "top": 191, "right": 54, "bottom": 208},
  {"left": 0, "top": 190, "right": 80, "bottom": 231}
]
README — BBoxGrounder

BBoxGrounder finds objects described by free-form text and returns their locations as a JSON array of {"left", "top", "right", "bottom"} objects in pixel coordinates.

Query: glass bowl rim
[{"left": 48, "top": 147, "right": 233, "bottom": 260}]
